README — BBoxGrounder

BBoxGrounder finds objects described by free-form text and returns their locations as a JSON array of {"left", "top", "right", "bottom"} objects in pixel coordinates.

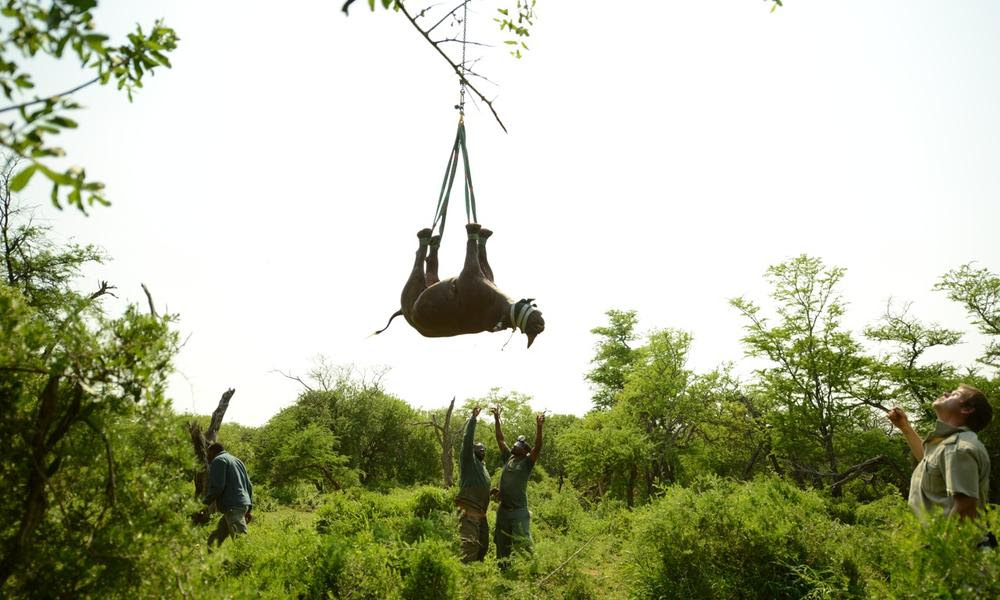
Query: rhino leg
[
  {"left": 425, "top": 235, "right": 442, "bottom": 287},
  {"left": 478, "top": 228, "right": 494, "bottom": 284},
  {"left": 459, "top": 223, "right": 485, "bottom": 281},
  {"left": 401, "top": 229, "right": 433, "bottom": 317}
]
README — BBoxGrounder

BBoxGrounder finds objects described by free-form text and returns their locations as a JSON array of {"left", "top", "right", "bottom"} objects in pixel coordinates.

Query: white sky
[{"left": 21, "top": 0, "right": 1000, "bottom": 425}]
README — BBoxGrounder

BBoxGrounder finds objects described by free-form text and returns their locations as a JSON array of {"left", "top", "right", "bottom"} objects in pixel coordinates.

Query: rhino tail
[{"left": 372, "top": 309, "right": 404, "bottom": 335}]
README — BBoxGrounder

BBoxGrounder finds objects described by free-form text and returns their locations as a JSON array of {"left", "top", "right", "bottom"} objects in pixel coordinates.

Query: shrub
[
  {"left": 627, "top": 476, "right": 866, "bottom": 599},
  {"left": 411, "top": 485, "right": 455, "bottom": 518},
  {"left": 402, "top": 539, "right": 460, "bottom": 600}
]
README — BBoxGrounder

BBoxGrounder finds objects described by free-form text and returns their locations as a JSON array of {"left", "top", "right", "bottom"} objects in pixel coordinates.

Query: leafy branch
[{"left": 0, "top": 1, "right": 178, "bottom": 212}]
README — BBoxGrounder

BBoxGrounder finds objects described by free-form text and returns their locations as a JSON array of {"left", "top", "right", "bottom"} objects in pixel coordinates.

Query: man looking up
[
  {"left": 491, "top": 407, "right": 544, "bottom": 569},
  {"left": 203, "top": 442, "right": 253, "bottom": 546},
  {"left": 887, "top": 384, "right": 992, "bottom": 520},
  {"left": 455, "top": 406, "right": 492, "bottom": 562}
]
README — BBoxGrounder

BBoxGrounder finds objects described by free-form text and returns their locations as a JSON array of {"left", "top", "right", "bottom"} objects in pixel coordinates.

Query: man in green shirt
[
  {"left": 887, "top": 384, "right": 992, "bottom": 521},
  {"left": 203, "top": 442, "right": 254, "bottom": 546},
  {"left": 455, "top": 406, "right": 493, "bottom": 562},
  {"left": 491, "top": 407, "right": 545, "bottom": 569}
]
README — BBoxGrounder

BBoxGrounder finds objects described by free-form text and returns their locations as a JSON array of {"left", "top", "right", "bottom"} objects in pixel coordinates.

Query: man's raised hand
[
  {"left": 491, "top": 406, "right": 502, "bottom": 420},
  {"left": 536, "top": 413, "right": 546, "bottom": 427},
  {"left": 887, "top": 407, "right": 911, "bottom": 430},
  {"left": 472, "top": 405, "right": 482, "bottom": 418}
]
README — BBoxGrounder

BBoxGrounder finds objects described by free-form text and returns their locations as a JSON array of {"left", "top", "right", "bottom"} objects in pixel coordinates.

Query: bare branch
[
  {"left": 395, "top": 1, "right": 508, "bottom": 133},
  {"left": 271, "top": 368, "right": 315, "bottom": 392},
  {"left": 88, "top": 280, "right": 116, "bottom": 301},
  {"left": 427, "top": 0, "right": 470, "bottom": 35},
  {"left": 140, "top": 283, "right": 157, "bottom": 317}
]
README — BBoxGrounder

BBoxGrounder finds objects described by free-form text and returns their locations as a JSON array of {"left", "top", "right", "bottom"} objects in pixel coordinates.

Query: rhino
[{"left": 375, "top": 223, "right": 545, "bottom": 348}]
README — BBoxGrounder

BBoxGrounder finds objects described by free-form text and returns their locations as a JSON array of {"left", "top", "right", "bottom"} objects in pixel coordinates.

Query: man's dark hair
[
  {"left": 207, "top": 442, "right": 225, "bottom": 455},
  {"left": 960, "top": 384, "right": 993, "bottom": 432}
]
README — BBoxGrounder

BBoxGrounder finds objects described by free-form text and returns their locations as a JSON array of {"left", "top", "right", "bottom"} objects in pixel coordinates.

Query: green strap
[{"left": 431, "top": 119, "right": 478, "bottom": 243}]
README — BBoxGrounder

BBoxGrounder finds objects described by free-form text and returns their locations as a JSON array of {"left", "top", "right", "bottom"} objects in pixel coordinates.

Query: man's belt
[{"left": 455, "top": 501, "right": 487, "bottom": 519}]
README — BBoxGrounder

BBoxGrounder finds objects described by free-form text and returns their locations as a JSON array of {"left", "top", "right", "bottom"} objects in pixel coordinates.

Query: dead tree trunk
[
  {"left": 187, "top": 388, "right": 235, "bottom": 522},
  {"left": 415, "top": 396, "right": 456, "bottom": 488}
]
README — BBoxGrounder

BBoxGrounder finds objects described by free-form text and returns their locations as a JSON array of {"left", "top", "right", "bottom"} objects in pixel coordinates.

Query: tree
[
  {"left": 619, "top": 328, "right": 699, "bottom": 491},
  {"left": 936, "top": 263, "right": 1000, "bottom": 371},
  {"left": 864, "top": 300, "right": 961, "bottom": 419},
  {"left": 0, "top": 168, "right": 182, "bottom": 593},
  {"left": 561, "top": 406, "right": 651, "bottom": 507},
  {"left": 256, "top": 371, "right": 439, "bottom": 491},
  {"left": 0, "top": 1, "right": 177, "bottom": 211},
  {"left": 731, "top": 255, "right": 888, "bottom": 489},
  {"left": 586, "top": 309, "right": 640, "bottom": 410}
]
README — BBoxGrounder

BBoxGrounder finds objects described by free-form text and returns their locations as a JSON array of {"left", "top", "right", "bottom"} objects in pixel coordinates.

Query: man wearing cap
[
  {"left": 455, "top": 406, "right": 493, "bottom": 562},
  {"left": 887, "top": 384, "right": 993, "bottom": 523},
  {"left": 491, "top": 407, "right": 545, "bottom": 568},
  {"left": 203, "top": 442, "right": 254, "bottom": 546}
]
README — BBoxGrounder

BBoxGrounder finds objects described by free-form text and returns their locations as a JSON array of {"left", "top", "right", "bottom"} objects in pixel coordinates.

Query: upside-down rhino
[{"left": 374, "top": 223, "right": 545, "bottom": 348}]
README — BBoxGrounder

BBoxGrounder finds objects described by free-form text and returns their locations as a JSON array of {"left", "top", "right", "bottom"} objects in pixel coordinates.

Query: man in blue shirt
[{"left": 203, "top": 442, "right": 253, "bottom": 546}]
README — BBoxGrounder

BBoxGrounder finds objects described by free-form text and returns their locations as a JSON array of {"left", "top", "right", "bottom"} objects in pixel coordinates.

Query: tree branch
[
  {"left": 395, "top": 1, "right": 508, "bottom": 133},
  {"left": 271, "top": 368, "right": 315, "bottom": 392},
  {"left": 140, "top": 283, "right": 157, "bottom": 317},
  {"left": 0, "top": 75, "right": 101, "bottom": 115}
]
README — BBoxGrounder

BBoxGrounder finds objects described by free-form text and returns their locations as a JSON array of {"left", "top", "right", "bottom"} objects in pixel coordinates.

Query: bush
[
  {"left": 402, "top": 539, "right": 460, "bottom": 600},
  {"left": 411, "top": 485, "right": 455, "bottom": 518},
  {"left": 627, "top": 476, "right": 868, "bottom": 599},
  {"left": 304, "top": 535, "right": 349, "bottom": 600}
]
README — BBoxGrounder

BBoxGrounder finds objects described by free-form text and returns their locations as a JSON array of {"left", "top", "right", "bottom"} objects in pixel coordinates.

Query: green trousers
[
  {"left": 458, "top": 511, "right": 489, "bottom": 563},
  {"left": 494, "top": 508, "right": 532, "bottom": 567}
]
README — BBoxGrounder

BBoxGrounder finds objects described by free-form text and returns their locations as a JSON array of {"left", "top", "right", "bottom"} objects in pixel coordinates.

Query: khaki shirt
[{"left": 908, "top": 421, "right": 990, "bottom": 515}]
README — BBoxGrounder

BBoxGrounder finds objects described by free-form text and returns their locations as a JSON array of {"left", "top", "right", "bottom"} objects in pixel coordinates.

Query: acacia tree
[
  {"left": 619, "top": 328, "right": 700, "bottom": 492},
  {"left": 586, "top": 309, "right": 639, "bottom": 410},
  {"left": 863, "top": 301, "right": 962, "bottom": 419},
  {"left": 936, "top": 264, "right": 1000, "bottom": 371},
  {"left": 731, "top": 256, "right": 883, "bottom": 488}
]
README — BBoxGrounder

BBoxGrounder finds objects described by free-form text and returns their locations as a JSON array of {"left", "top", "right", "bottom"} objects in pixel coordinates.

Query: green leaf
[
  {"left": 10, "top": 164, "right": 39, "bottom": 191},
  {"left": 49, "top": 116, "right": 78, "bottom": 129}
]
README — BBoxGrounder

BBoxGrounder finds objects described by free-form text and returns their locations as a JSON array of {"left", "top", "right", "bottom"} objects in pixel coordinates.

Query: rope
[
  {"left": 429, "top": 1, "right": 477, "bottom": 244},
  {"left": 430, "top": 118, "right": 477, "bottom": 242},
  {"left": 458, "top": 0, "right": 468, "bottom": 113}
]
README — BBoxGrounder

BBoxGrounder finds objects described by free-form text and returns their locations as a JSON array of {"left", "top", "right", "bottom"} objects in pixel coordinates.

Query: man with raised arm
[
  {"left": 490, "top": 407, "right": 545, "bottom": 569},
  {"left": 887, "top": 384, "right": 993, "bottom": 521},
  {"left": 455, "top": 405, "right": 492, "bottom": 562}
]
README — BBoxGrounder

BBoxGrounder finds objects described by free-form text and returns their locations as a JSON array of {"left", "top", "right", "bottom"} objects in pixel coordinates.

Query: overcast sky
[{"left": 22, "top": 0, "right": 1000, "bottom": 425}]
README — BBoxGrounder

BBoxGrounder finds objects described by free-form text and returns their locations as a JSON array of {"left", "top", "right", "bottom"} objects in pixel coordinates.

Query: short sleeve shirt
[
  {"left": 498, "top": 450, "right": 534, "bottom": 511},
  {"left": 908, "top": 421, "right": 991, "bottom": 515}
]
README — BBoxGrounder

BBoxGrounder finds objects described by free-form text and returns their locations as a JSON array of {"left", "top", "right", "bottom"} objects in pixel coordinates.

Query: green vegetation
[
  {"left": 3, "top": 171, "right": 999, "bottom": 596},
  {"left": 2, "top": 3, "right": 999, "bottom": 597}
]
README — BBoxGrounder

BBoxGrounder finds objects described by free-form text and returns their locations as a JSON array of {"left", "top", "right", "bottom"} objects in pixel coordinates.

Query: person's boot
[
  {"left": 466, "top": 222, "right": 481, "bottom": 242},
  {"left": 429, "top": 234, "right": 441, "bottom": 248},
  {"left": 478, "top": 228, "right": 493, "bottom": 247}
]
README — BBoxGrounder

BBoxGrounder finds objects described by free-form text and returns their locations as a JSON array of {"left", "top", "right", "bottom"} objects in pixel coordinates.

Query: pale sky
[{"left": 21, "top": 0, "right": 1000, "bottom": 425}]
